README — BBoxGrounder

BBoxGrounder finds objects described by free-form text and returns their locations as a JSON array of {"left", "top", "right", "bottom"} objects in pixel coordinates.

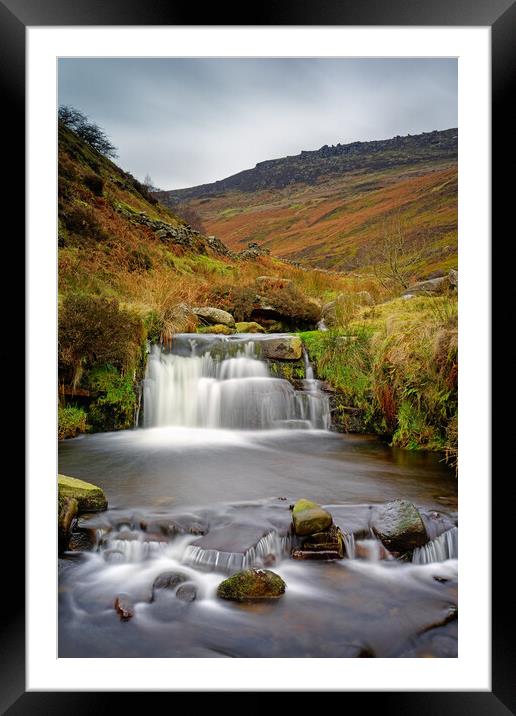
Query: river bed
[{"left": 58, "top": 335, "right": 458, "bottom": 658}]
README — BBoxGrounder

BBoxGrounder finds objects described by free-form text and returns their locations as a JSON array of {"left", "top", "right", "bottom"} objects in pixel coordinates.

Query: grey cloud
[{"left": 58, "top": 58, "right": 457, "bottom": 190}]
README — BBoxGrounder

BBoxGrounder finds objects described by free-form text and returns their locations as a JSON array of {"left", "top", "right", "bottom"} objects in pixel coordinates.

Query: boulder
[
  {"left": 235, "top": 321, "right": 266, "bottom": 334},
  {"left": 448, "top": 268, "right": 458, "bottom": 289},
  {"left": 217, "top": 569, "right": 286, "bottom": 602},
  {"left": 197, "top": 324, "right": 234, "bottom": 335},
  {"left": 261, "top": 336, "right": 303, "bottom": 361},
  {"left": 192, "top": 306, "right": 235, "bottom": 327},
  {"left": 292, "top": 499, "right": 333, "bottom": 536},
  {"left": 402, "top": 275, "right": 454, "bottom": 297},
  {"left": 371, "top": 500, "right": 427, "bottom": 551},
  {"left": 58, "top": 474, "right": 107, "bottom": 512}
]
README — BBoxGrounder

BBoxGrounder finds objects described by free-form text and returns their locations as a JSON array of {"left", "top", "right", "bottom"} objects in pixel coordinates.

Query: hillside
[
  {"left": 58, "top": 122, "right": 457, "bottom": 460},
  {"left": 158, "top": 129, "right": 457, "bottom": 275}
]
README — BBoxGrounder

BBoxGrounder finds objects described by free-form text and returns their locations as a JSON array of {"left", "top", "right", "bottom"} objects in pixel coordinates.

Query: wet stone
[
  {"left": 151, "top": 571, "right": 189, "bottom": 601},
  {"left": 114, "top": 594, "right": 134, "bottom": 621},
  {"left": 176, "top": 583, "right": 197, "bottom": 603}
]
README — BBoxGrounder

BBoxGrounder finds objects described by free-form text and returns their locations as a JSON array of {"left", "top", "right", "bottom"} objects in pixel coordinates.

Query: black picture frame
[{"left": 5, "top": 0, "right": 505, "bottom": 710}]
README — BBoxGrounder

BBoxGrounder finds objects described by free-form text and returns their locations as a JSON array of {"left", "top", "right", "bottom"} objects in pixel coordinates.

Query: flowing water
[{"left": 59, "top": 333, "right": 458, "bottom": 658}]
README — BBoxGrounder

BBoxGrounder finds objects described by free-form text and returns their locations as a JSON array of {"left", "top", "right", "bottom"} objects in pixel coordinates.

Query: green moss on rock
[
  {"left": 217, "top": 569, "right": 286, "bottom": 602},
  {"left": 235, "top": 321, "right": 266, "bottom": 333},
  {"left": 197, "top": 324, "right": 235, "bottom": 335},
  {"left": 58, "top": 474, "right": 108, "bottom": 512},
  {"left": 292, "top": 498, "right": 333, "bottom": 536}
]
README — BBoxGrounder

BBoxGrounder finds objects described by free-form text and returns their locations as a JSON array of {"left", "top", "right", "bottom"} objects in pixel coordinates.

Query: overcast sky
[{"left": 58, "top": 58, "right": 457, "bottom": 190}]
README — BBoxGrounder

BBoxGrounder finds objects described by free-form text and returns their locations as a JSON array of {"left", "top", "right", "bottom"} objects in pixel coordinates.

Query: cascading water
[
  {"left": 412, "top": 526, "right": 458, "bottom": 564},
  {"left": 143, "top": 334, "right": 331, "bottom": 430}
]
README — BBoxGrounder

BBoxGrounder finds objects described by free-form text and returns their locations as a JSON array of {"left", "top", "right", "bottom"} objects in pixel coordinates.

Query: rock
[
  {"left": 58, "top": 496, "right": 78, "bottom": 550},
  {"left": 175, "top": 583, "right": 197, "bottom": 603},
  {"left": 114, "top": 593, "right": 134, "bottom": 621},
  {"left": 192, "top": 306, "right": 235, "bottom": 327},
  {"left": 68, "top": 529, "right": 96, "bottom": 552},
  {"left": 197, "top": 323, "right": 234, "bottom": 335},
  {"left": 448, "top": 268, "right": 458, "bottom": 289},
  {"left": 58, "top": 474, "right": 108, "bottom": 512},
  {"left": 292, "top": 524, "right": 344, "bottom": 560},
  {"left": 291, "top": 549, "right": 342, "bottom": 561},
  {"left": 217, "top": 569, "right": 286, "bottom": 602},
  {"left": 292, "top": 499, "right": 333, "bottom": 536},
  {"left": 235, "top": 321, "right": 266, "bottom": 333},
  {"left": 151, "top": 571, "right": 189, "bottom": 600},
  {"left": 401, "top": 275, "right": 452, "bottom": 297},
  {"left": 371, "top": 500, "right": 428, "bottom": 551},
  {"left": 260, "top": 336, "right": 303, "bottom": 361}
]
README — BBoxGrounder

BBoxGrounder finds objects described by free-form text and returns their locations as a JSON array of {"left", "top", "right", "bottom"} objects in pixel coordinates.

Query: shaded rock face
[
  {"left": 58, "top": 474, "right": 107, "bottom": 512},
  {"left": 217, "top": 569, "right": 286, "bottom": 602},
  {"left": 292, "top": 499, "right": 333, "bottom": 536},
  {"left": 193, "top": 307, "right": 235, "bottom": 327},
  {"left": 234, "top": 321, "right": 266, "bottom": 334},
  {"left": 371, "top": 500, "right": 427, "bottom": 552},
  {"left": 260, "top": 336, "right": 303, "bottom": 361}
]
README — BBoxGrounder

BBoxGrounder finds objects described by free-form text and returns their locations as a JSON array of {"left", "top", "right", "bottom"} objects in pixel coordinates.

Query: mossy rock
[
  {"left": 235, "top": 321, "right": 266, "bottom": 334},
  {"left": 197, "top": 324, "right": 235, "bottom": 335},
  {"left": 371, "top": 499, "right": 427, "bottom": 551},
  {"left": 261, "top": 336, "right": 303, "bottom": 360},
  {"left": 217, "top": 568, "right": 286, "bottom": 602},
  {"left": 58, "top": 474, "right": 108, "bottom": 512},
  {"left": 292, "top": 498, "right": 333, "bottom": 536}
]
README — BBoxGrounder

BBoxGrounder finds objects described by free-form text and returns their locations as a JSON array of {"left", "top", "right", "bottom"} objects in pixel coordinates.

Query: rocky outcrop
[
  {"left": 161, "top": 129, "right": 457, "bottom": 200},
  {"left": 217, "top": 569, "right": 286, "bottom": 601},
  {"left": 192, "top": 307, "right": 235, "bottom": 327},
  {"left": 238, "top": 242, "right": 271, "bottom": 260},
  {"left": 292, "top": 499, "right": 333, "bottom": 536},
  {"left": 260, "top": 336, "right": 303, "bottom": 361},
  {"left": 58, "top": 474, "right": 108, "bottom": 512},
  {"left": 371, "top": 500, "right": 427, "bottom": 552}
]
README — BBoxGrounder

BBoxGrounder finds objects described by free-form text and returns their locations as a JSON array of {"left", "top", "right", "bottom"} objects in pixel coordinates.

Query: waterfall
[
  {"left": 412, "top": 526, "right": 458, "bottom": 564},
  {"left": 184, "top": 531, "right": 293, "bottom": 573},
  {"left": 143, "top": 335, "right": 331, "bottom": 430}
]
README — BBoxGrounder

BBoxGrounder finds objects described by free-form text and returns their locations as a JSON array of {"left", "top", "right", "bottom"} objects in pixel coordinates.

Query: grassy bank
[{"left": 300, "top": 295, "right": 458, "bottom": 465}]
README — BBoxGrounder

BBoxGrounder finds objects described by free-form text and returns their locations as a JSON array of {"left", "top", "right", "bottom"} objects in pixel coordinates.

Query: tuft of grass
[{"left": 58, "top": 404, "right": 87, "bottom": 439}]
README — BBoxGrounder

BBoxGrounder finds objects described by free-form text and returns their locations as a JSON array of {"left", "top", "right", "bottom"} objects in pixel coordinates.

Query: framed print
[{"left": 3, "top": 0, "right": 507, "bottom": 709}]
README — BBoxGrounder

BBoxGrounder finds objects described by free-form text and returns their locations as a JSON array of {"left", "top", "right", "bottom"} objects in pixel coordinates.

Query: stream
[{"left": 58, "top": 333, "right": 458, "bottom": 658}]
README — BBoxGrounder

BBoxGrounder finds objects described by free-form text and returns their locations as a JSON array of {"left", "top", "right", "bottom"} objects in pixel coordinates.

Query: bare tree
[
  {"left": 372, "top": 217, "right": 424, "bottom": 291},
  {"left": 143, "top": 173, "right": 160, "bottom": 192},
  {"left": 58, "top": 105, "right": 118, "bottom": 159}
]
